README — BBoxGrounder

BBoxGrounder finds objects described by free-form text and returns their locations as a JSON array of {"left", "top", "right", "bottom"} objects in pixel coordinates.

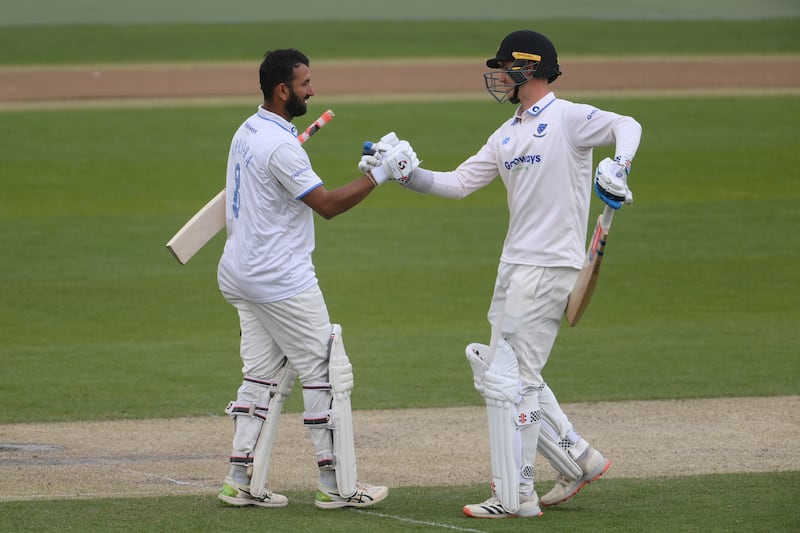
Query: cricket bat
[
  {"left": 165, "top": 109, "right": 336, "bottom": 264},
  {"left": 565, "top": 205, "right": 615, "bottom": 326}
]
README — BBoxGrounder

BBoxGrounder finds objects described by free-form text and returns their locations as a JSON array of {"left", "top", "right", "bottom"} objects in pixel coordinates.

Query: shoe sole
[
  {"left": 463, "top": 508, "right": 543, "bottom": 519},
  {"left": 314, "top": 491, "right": 388, "bottom": 509},
  {"left": 218, "top": 493, "right": 288, "bottom": 508},
  {"left": 463, "top": 502, "right": 543, "bottom": 519},
  {"left": 541, "top": 459, "right": 611, "bottom": 508}
]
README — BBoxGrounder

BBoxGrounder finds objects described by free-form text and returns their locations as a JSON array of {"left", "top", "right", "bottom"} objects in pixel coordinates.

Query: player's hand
[
  {"left": 372, "top": 140, "right": 419, "bottom": 184},
  {"left": 594, "top": 157, "right": 633, "bottom": 209},
  {"left": 359, "top": 134, "right": 419, "bottom": 185},
  {"left": 357, "top": 132, "right": 400, "bottom": 174},
  {"left": 358, "top": 152, "right": 381, "bottom": 174}
]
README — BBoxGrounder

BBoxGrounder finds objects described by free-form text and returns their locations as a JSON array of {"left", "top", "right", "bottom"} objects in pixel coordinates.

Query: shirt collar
[
  {"left": 525, "top": 92, "right": 557, "bottom": 117},
  {"left": 513, "top": 92, "right": 557, "bottom": 123},
  {"left": 256, "top": 106, "right": 298, "bottom": 136}
]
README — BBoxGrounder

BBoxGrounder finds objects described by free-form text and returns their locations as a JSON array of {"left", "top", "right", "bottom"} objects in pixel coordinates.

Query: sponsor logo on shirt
[
  {"left": 587, "top": 109, "right": 599, "bottom": 120},
  {"left": 244, "top": 122, "right": 258, "bottom": 134},
  {"left": 504, "top": 154, "right": 542, "bottom": 170},
  {"left": 290, "top": 166, "right": 311, "bottom": 180}
]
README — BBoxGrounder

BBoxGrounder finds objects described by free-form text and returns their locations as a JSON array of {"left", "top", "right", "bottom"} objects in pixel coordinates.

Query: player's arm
[
  {"left": 300, "top": 177, "right": 377, "bottom": 220},
  {"left": 362, "top": 137, "right": 498, "bottom": 199},
  {"left": 303, "top": 135, "right": 419, "bottom": 219}
]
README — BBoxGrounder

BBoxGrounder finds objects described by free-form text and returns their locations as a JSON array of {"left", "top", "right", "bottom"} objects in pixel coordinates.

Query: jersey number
[{"left": 232, "top": 163, "right": 241, "bottom": 218}]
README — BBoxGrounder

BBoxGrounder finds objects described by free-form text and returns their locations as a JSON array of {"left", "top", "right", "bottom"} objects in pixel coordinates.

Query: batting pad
[
  {"left": 486, "top": 398, "right": 520, "bottom": 512},
  {"left": 482, "top": 339, "right": 522, "bottom": 512},
  {"left": 250, "top": 365, "right": 297, "bottom": 499},
  {"left": 328, "top": 324, "right": 357, "bottom": 498}
]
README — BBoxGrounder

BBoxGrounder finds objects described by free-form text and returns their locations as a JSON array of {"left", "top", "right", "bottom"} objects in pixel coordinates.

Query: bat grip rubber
[{"left": 600, "top": 205, "right": 615, "bottom": 232}]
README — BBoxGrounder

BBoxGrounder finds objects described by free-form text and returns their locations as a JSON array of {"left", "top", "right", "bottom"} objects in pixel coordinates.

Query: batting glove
[
  {"left": 357, "top": 132, "right": 400, "bottom": 174},
  {"left": 594, "top": 157, "right": 633, "bottom": 209},
  {"left": 369, "top": 140, "right": 420, "bottom": 185}
]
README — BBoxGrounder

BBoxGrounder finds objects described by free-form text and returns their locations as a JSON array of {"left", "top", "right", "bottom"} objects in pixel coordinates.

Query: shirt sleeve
[
  {"left": 567, "top": 104, "right": 642, "bottom": 163},
  {"left": 269, "top": 141, "right": 323, "bottom": 199},
  {"left": 426, "top": 135, "right": 501, "bottom": 199}
]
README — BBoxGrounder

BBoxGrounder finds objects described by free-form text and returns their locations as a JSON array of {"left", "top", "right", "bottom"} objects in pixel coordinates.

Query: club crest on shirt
[{"left": 533, "top": 123, "right": 548, "bottom": 138}]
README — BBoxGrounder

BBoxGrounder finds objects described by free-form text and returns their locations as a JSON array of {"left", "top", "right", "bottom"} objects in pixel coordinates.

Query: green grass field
[
  {"left": 1, "top": 11, "right": 799, "bottom": 532},
  {"left": 2, "top": 473, "right": 797, "bottom": 532},
  {"left": 0, "top": 19, "right": 798, "bottom": 65}
]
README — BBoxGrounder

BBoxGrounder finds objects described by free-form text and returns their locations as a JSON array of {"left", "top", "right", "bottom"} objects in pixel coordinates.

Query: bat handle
[
  {"left": 362, "top": 141, "right": 376, "bottom": 155},
  {"left": 600, "top": 205, "right": 615, "bottom": 232}
]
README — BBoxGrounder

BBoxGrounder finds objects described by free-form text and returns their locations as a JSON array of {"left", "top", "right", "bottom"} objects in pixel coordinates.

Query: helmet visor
[{"left": 483, "top": 56, "right": 538, "bottom": 104}]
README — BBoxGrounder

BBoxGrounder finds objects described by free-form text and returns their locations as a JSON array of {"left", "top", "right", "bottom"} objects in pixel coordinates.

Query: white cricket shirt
[
  {"left": 217, "top": 107, "right": 324, "bottom": 303},
  {"left": 428, "top": 92, "right": 641, "bottom": 269}
]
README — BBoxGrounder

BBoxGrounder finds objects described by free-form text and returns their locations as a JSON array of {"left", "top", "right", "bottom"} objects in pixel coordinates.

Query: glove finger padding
[
  {"left": 594, "top": 157, "right": 633, "bottom": 209},
  {"left": 378, "top": 131, "right": 400, "bottom": 147},
  {"left": 358, "top": 154, "right": 381, "bottom": 173}
]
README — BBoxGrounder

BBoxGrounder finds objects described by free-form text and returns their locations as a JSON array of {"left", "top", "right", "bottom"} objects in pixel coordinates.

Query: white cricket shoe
[
  {"left": 314, "top": 481, "right": 389, "bottom": 509},
  {"left": 217, "top": 477, "right": 288, "bottom": 508},
  {"left": 540, "top": 447, "right": 610, "bottom": 507},
  {"left": 462, "top": 492, "right": 542, "bottom": 519}
]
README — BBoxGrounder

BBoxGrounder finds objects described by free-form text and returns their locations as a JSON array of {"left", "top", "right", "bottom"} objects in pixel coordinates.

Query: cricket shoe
[
  {"left": 314, "top": 481, "right": 389, "bottom": 509},
  {"left": 218, "top": 477, "right": 288, "bottom": 508},
  {"left": 462, "top": 493, "right": 542, "bottom": 519},
  {"left": 540, "top": 447, "right": 610, "bottom": 507}
]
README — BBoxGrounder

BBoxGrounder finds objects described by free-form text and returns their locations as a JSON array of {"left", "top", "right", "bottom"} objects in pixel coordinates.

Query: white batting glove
[
  {"left": 594, "top": 157, "right": 633, "bottom": 209},
  {"left": 358, "top": 153, "right": 381, "bottom": 174},
  {"left": 369, "top": 140, "right": 420, "bottom": 185},
  {"left": 377, "top": 131, "right": 400, "bottom": 148},
  {"left": 357, "top": 132, "right": 401, "bottom": 174}
]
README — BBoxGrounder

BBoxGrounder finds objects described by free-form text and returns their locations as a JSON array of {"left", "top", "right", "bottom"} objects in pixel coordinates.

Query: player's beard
[{"left": 286, "top": 88, "right": 308, "bottom": 118}]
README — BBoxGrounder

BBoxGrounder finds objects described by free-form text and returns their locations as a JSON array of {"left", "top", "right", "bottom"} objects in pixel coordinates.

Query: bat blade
[
  {"left": 166, "top": 190, "right": 226, "bottom": 264},
  {"left": 565, "top": 205, "right": 615, "bottom": 326},
  {"left": 165, "top": 110, "right": 334, "bottom": 264}
]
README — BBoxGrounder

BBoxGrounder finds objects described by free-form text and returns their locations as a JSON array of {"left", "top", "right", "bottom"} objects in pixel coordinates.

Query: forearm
[
  {"left": 400, "top": 168, "right": 471, "bottom": 199},
  {"left": 304, "top": 175, "right": 376, "bottom": 219},
  {"left": 613, "top": 116, "right": 643, "bottom": 164}
]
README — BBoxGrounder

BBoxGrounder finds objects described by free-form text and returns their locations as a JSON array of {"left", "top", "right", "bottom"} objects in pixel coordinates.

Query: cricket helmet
[{"left": 486, "top": 30, "right": 561, "bottom": 84}]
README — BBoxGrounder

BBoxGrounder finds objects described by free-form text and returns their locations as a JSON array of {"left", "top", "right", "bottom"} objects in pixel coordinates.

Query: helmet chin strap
[{"left": 509, "top": 85, "right": 521, "bottom": 104}]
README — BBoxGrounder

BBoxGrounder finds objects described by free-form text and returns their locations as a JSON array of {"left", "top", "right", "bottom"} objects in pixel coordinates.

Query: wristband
[{"left": 369, "top": 165, "right": 390, "bottom": 185}]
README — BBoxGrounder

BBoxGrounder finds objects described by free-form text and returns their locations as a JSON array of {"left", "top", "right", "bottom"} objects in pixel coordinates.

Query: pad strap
[
  {"left": 225, "top": 400, "right": 270, "bottom": 421},
  {"left": 537, "top": 415, "right": 584, "bottom": 479}
]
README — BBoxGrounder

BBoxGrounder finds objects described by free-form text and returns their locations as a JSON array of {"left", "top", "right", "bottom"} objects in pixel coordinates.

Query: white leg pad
[
  {"left": 329, "top": 324, "right": 357, "bottom": 498},
  {"left": 465, "top": 342, "right": 491, "bottom": 395},
  {"left": 536, "top": 383, "right": 587, "bottom": 479},
  {"left": 486, "top": 398, "right": 520, "bottom": 513},
  {"left": 537, "top": 414, "right": 585, "bottom": 480},
  {"left": 516, "top": 393, "right": 542, "bottom": 490},
  {"left": 482, "top": 339, "right": 522, "bottom": 513},
  {"left": 249, "top": 365, "right": 297, "bottom": 498}
]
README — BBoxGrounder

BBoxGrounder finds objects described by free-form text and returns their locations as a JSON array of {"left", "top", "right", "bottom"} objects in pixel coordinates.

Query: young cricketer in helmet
[{"left": 360, "top": 29, "right": 642, "bottom": 519}]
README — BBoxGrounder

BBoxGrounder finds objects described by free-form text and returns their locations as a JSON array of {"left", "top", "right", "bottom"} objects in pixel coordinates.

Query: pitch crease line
[{"left": 352, "top": 509, "right": 487, "bottom": 532}]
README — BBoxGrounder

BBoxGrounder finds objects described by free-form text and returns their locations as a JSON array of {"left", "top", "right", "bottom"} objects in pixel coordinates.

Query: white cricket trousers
[
  {"left": 487, "top": 262, "right": 578, "bottom": 387},
  {"left": 487, "top": 263, "right": 581, "bottom": 478},
  {"left": 223, "top": 284, "right": 333, "bottom": 464}
]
